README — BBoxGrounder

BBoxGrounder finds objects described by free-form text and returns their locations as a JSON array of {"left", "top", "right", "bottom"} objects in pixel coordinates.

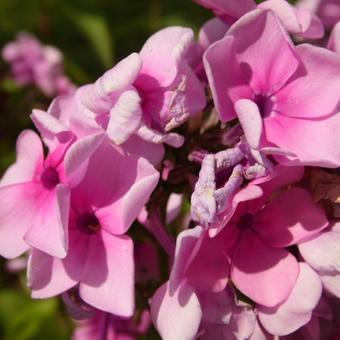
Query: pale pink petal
[
  {"left": 139, "top": 27, "right": 194, "bottom": 87},
  {"left": 166, "top": 193, "right": 183, "bottom": 224},
  {"left": 150, "top": 282, "right": 202, "bottom": 340},
  {"left": 299, "top": 226, "right": 340, "bottom": 273},
  {"left": 254, "top": 187, "right": 328, "bottom": 248},
  {"left": 264, "top": 111, "right": 340, "bottom": 167},
  {"left": 64, "top": 132, "right": 105, "bottom": 187},
  {"left": 79, "top": 232, "right": 134, "bottom": 316},
  {"left": 203, "top": 35, "right": 253, "bottom": 122},
  {"left": 107, "top": 89, "right": 142, "bottom": 145},
  {"left": 320, "top": 273, "right": 340, "bottom": 298},
  {"left": 235, "top": 99, "right": 263, "bottom": 149},
  {"left": 258, "top": 263, "right": 322, "bottom": 336},
  {"left": 28, "top": 231, "right": 86, "bottom": 298},
  {"left": 0, "top": 130, "right": 43, "bottom": 187},
  {"left": 275, "top": 44, "right": 340, "bottom": 118},
  {"left": 24, "top": 184, "right": 70, "bottom": 258},
  {"left": 0, "top": 183, "right": 42, "bottom": 258},
  {"left": 228, "top": 10, "right": 299, "bottom": 96},
  {"left": 231, "top": 231, "right": 299, "bottom": 307}
]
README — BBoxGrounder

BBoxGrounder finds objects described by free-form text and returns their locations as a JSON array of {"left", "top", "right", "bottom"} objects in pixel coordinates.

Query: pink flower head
[
  {"left": 2, "top": 32, "right": 75, "bottom": 96},
  {"left": 69, "top": 27, "right": 206, "bottom": 149},
  {"left": 0, "top": 130, "right": 74, "bottom": 259},
  {"left": 204, "top": 9, "right": 340, "bottom": 167},
  {"left": 28, "top": 138, "right": 159, "bottom": 316}
]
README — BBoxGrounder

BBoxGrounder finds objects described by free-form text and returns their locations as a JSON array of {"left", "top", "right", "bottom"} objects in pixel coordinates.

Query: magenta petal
[
  {"left": 275, "top": 44, "right": 340, "bottom": 118},
  {"left": 150, "top": 282, "right": 202, "bottom": 340},
  {"left": 0, "top": 130, "right": 43, "bottom": 187},
  {"left": 24, "top": 184, "right": 70, "bottom": 258},
  {"left": 228, "top": 9, "right": 299, "bottom": 95},
  {"left": 204, "top": 35, "right": 253, "bottom": 122},
  {"left": 254, "top": 187, "right": 328, "bottom": 248},
  {"left": 328, "top": 21, "right": 340, "bottom": 54},
  {"left": 258, "top": 263, "right": 322, "bottom": 336},
  {"left": 199, "top": 18, "right": 229, "bottom": 50},
  {"left": 231, "top": 231, "right": 299, "bottom": 307},
  {"left": 79, "top": 232, "right": 134, "bottom": 316},
  {"left": 0, "top": 183, "right": 43, "bottom": 258}
]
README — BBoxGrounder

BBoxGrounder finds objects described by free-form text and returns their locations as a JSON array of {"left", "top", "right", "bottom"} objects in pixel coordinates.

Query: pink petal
[
  {"left": 24, "top": 184, "right": 70, "bottom": 258},
  {"left": 275, "top": 44, "right": 340, "bottom": 118},
  {"left": 150, "top": 282, "right": 202, "bottom": 340},
  {"left": 299, "top": 225, "right": 340, "bottom": 273},
  {"left": 0, "top": 130, "right": 43, "bottom": 187},
  {"left": 203, "top": 35, "right": 253, "bottom": 122},
  {"left": 107, "top": 89, "right": 142, "bottom": 145},
  {"left": 231, "top": 231, "right": 299, "bottom": 307},
  {"left": 254, "top": 187, "right": 328, "bottom": 248},
  {"left": 264, "top": 111, "right": 340, "bottom": 167},
  {"left": 228, "top": 9, "right": 299, "bottom": 96},
  {"left": 328, "top": 21, "right": 340, "bottom": 54},
  {"left": 139, "top": 27, "right": 194, "bottom": 88},
  {"left": 79, "top": 232, "right": 134, "bottom": 316},
  {"left": 199, "top": 18, "right": 229, "bottom": 50},
  {"left": 28, "top": 231, "right": 87, "bottom": 298},
  {"left": 319, "top": 273, "right": 340, "bottom": 298},
  {"left": 258, "top": 263, "right": 322, "bottom": 336},
  {"left": 64, "top": 132, "right": 105, "bottom": 187},
  {"left": 166, "top": 193, "right": 183, "bottom": 225},
  {"left": 0, "top": 183, "right": 42, "bottom": 258},
  {"left": 96, "top": 156, "right": 159, "bottom": 235},
  {"left": 234, "top": 99, "right": 263, "bottom": 149}
]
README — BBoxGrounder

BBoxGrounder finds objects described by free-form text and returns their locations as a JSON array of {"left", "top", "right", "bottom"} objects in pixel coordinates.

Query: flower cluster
[{"left": 2, "top": 0, "right": 340, "bottom": 339}]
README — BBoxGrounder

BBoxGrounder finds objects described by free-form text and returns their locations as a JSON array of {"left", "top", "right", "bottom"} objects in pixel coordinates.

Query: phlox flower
[
  {"left": 28, "top": 138, "right": 159, "bottom": 315},
  {"left": 2, "top": 32, "right": 75, "bottom": 96},
  {"left": 204, "top": 9, "right": 340, "bottom": 167}
]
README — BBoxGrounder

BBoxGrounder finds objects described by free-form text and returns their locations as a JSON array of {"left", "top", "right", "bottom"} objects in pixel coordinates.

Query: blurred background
[{"left": 0, "top": 1, "right": 209, "bottom": 339}]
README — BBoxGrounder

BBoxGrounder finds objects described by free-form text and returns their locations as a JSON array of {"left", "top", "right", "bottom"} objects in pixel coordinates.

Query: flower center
[
  {"left": 77, "top": 213, "right": 101, "bottom": 235},
  {"left": 254, "top": 94, "right": 274, "bottom": 117},
  {"left": 237, "top": 213, "right": 254, "bottom": 230},
  {"left": 40, "top": 167, "right": 60, "bottom": 190}
]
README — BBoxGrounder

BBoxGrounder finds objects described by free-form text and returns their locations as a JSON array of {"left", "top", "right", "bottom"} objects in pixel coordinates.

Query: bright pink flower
[
  {"left": 28, "top": 138, "right": 159, "bottom": 315},
  {"left": 204, "top": 9, "right": 340, "bottom": 167},
  {"left": 0, "top": 130, "right": 72, "bottom": 259},
  {"left": 2, "top": 32, "right": 75, "bottom": 96}
]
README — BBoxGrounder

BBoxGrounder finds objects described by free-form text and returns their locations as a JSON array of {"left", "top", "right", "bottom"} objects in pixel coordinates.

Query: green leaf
[{"left": 69, "top": 11, "right": 114, "bottom": 69}]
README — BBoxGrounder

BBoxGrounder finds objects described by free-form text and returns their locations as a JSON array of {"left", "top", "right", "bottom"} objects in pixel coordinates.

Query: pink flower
[
  {"left": 2, "top": 32, "right": 75, "bottom": 96},
  {"left": 66, "top": 27, "right": 206, "bottom": 149},
  {"left": 28, "top": 138, "right": 159, "bottom": 315},
  {"left": 204, "top": 9, "right": 340, "bottom": 167}
]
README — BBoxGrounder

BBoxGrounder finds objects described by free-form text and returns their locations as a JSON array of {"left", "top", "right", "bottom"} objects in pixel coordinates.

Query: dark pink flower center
[
  {"left": 41, "top": 167, "right": 60, "bottom": 190},
  {"left": 237, "top": 213, "right": 254, "bottom": 230},
  {"left": 254, "top": 94, "right": 274, "bottom": 117},
  {"left": 77, "top": 213, "right": 101, "bottom": 235}
]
